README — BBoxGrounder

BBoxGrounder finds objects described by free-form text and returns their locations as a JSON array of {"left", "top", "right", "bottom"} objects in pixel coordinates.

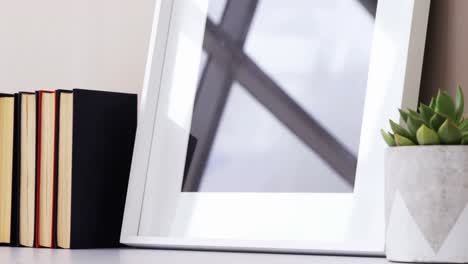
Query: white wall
[{"left": 0, "top": 0, "right": 155, "bottom": 96}]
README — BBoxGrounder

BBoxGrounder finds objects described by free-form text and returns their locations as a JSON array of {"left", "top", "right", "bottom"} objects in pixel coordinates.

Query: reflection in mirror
[{"left": 182, "top": 0, "right": 377, "bottom": 192}]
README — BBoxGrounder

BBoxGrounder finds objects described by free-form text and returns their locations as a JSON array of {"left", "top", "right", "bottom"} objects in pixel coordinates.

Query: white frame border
[{"left": 121, "top": 0, "right": 431, "bottom": 255}]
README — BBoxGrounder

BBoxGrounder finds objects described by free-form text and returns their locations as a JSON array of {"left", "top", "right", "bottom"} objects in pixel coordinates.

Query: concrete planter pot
[{"left": 385, "top": 146, "right": 468, "bottom": 263}]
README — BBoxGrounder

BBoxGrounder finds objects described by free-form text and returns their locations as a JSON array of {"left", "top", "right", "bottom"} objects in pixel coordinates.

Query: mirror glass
[{"left": 182, "top": 0, "right": 377, "bottom": 193}]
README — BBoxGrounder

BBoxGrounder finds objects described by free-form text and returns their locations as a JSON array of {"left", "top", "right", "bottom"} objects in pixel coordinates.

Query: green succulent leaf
[
  {"left": 419, "top": 103, "right": 434, "bottom": 124},
  {"left": 462, "top": 131, "right": 468, "bottom": 145},
  {"left": 455, "top": 85, "right": 464, "bottom": 122},
  {"left": 429, "top": 97, "right": 436, "bottom": 110},
  {"left": 394, "top": 134, "right": 415, "bottom": 146},
  {"left": 416, "top": 124, "right": 440, "bottom": 145},
  {"left": 430, "top": 113, "right": 446, "bottom": 131},
  {"left": 389, "top": 120, "right": 413, "bottom": 141},
  {"left": 407, "top": 115, "right": 424, "bottom": 136},
  {"left": 438, "top": 119, "right": 462, "bottom": 144},
  {"left": 398, "top": 109, "right": 408, "bottom": 123},
  {"left": 407, "top": 109, "right": 420, "bottom": 117},
  {"left": 435, "top": 90, "right": 457, "bottom": 121},
  {"left": 407, "top": 108, "right": 429, "bottom": 127},
  {"left": 381, "top": 129, "right": 396, "bottom": 146},
  {"left": 459, "top": 119, "right": 468, "bottom": 131}
]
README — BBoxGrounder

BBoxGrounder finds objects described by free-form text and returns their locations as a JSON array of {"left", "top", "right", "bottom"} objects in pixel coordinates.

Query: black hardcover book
[
  {"left": 55, "top": 89, "right": 137, "bottom": 249},
  {"left": 10, "top": 93, "right": 20, "bottom": 246}
]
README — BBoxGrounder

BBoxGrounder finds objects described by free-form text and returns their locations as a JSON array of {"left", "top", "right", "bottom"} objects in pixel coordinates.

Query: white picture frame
[{"left": 121, "top": 0, "right": 430, "bottom": 255}]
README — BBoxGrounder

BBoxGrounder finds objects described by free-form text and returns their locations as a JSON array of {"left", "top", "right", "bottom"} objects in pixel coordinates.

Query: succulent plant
[{"left": 381, "top": 86, "right": 468, "bottom": 146}]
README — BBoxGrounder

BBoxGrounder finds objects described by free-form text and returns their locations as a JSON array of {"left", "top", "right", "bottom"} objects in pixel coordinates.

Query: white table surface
[{"left": 0, "top": 247, "right": 389, "bottom": 264}]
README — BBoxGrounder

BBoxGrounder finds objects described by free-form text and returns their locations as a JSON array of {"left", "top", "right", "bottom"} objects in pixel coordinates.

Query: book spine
[
  {"left": 10, "top": 94, "right": 20, "bottom": 246},
  {"left": 34, "top": 92, "right": 42, "bottom": 248},
  {"left": 52, "top": 91, "right": 58, "bottom": 248}
]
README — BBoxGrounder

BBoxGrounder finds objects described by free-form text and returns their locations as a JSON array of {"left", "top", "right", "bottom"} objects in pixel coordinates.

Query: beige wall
[
  {"left": 0, "top": 0, "right": 155, "bottom": 96},
  {"left": 420, "top": 0, "right": 468, "bottom": 105}
]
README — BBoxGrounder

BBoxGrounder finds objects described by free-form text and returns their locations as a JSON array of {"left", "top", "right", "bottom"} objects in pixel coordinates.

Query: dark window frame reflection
[{"left": 182, "top": 0, "right": 377, "bottom": 192}]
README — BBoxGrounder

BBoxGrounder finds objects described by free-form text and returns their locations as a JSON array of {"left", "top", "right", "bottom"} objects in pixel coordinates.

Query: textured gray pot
[{"left": 385, "top": 146, "right": 468, "bottom": 263}]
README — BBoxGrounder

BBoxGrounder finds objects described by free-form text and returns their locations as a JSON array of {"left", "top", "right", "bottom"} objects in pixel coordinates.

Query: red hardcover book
[{"left": 35, "top": 91, "right": 57, "bottom": 248}]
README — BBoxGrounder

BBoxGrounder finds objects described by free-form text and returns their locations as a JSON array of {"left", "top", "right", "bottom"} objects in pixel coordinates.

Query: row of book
[{"left": 0, "top": 89, "right": 137, "bottom": 248}]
